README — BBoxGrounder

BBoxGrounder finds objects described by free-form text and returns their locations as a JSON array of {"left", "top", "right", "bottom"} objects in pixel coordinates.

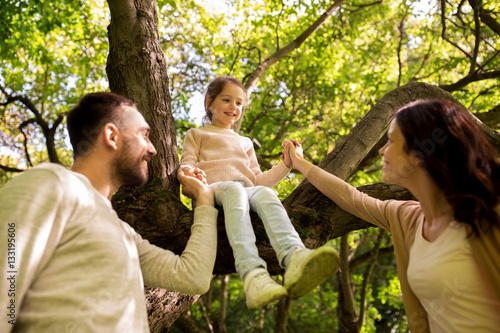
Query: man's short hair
[{"left": 66, "top": 92, "right": 136, "bottom": 158}]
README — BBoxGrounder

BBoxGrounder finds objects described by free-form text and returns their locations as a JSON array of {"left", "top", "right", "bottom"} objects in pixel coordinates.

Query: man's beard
[{"left": 112, "top": 137, "right": 148, "bottom": 187}]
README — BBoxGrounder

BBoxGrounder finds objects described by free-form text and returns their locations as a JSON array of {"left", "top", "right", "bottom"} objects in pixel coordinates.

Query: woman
[{"left": 288, "top": 99, "right": 500, "bottom": 332}]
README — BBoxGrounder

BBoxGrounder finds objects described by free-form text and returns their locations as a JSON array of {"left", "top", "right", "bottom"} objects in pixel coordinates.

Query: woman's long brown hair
[{"left": 396, "top": 99, "right": 500, "bottom": 234}]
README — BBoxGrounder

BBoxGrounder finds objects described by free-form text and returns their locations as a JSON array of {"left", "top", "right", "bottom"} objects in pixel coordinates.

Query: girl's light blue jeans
[{"left": 211, "top": 180, "right": 304, "bottom": 279}]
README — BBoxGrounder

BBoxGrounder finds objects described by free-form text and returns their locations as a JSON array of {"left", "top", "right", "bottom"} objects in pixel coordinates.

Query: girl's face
[
  {"left": 208, "top": 83, "right": 245, "bottom": 129},
  {"left": 379, "top": 119, "right": 420, "bottom": 187}
]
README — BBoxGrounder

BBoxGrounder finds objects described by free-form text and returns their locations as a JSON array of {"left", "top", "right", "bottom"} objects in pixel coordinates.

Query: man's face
[{"left": 112, "top": 106, "right": 157, "bottom": 187}]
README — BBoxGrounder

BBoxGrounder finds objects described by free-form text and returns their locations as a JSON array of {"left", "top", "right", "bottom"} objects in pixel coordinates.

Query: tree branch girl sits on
[
  {"left": 288, "top": 99, "right": 500, "bottom": 332},
  {"left": 179, "top": 76, "right": 339, "bottom": 309}
]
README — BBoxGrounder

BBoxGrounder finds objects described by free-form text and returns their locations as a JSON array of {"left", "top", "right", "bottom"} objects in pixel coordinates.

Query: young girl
[{"left": 179, "top": 76, "right": 339, "bottom": 309}]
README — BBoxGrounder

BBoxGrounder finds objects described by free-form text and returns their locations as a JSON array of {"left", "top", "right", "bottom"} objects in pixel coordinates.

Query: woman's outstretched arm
[{"left": 288, "top": 144, "right": 416, "bottom": 231}]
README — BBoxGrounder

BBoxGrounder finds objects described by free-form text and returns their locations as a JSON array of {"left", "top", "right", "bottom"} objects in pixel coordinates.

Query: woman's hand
[
  {"left": 282, "top": 140, "right": 296, "bottom": 168},
  {"left": 282, "top": 139, "right": 303, "bottom": 168}
]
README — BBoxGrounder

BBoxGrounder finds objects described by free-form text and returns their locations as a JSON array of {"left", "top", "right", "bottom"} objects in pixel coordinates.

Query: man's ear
[{"left": 102, "top": 123, "right": 119, "bottom": 151}]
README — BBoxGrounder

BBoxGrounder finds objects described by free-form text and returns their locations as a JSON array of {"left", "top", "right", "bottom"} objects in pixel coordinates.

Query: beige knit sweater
[
  {"left": 0, "top": 163, "right": 218, "bottom": 333},
  {"left": 180, "top": 125, "right": 291, "bottom": 187}
]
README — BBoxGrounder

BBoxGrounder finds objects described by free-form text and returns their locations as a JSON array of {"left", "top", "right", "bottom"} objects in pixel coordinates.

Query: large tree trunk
[
  {"left": 106, "top": 0, "right": 196, "bottom": 330},
  {"left": 106, "top": 0, "right": 178, "bottom": 190}
]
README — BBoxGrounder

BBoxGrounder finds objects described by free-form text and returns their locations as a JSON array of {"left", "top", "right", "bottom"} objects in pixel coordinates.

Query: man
[{"left": 0, "top": 92, "right": 218, "bottom": 332}]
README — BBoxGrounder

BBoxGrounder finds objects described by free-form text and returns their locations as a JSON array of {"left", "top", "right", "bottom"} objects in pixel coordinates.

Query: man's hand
[{"left": 177, "top": 169, "right": 214, "bottom": 207}]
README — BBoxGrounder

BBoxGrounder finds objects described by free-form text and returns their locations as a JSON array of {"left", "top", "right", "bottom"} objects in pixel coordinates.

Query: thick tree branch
[
  {"left": 339, "top": 234, "right": 358, "bottom": 324},
  {"left": 439, "top": 69, "right": 500, "bottom": 92},
  {"left": 396, "top": 9, "right": 409, "bottom": 87},
  {"left": 468, "top": 0, "right": 500, "bottom": 36},
  {"left": 234, "top": 0, "right": 345, "bottom": 131}
]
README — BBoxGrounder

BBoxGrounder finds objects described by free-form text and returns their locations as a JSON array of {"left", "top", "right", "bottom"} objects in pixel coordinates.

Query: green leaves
[{"left": 1, "top": 0, "right": 109, "bottom": 174}]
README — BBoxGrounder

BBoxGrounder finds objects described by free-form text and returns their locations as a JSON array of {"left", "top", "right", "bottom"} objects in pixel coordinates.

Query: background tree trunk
[{"left": 145, "top": 287, "right": 201, "bottom": 332}]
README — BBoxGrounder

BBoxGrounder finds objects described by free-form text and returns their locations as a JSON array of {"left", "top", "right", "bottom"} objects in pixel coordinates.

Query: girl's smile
[{"left": 208, "top": 82, "right": 245, "bottom": 129}]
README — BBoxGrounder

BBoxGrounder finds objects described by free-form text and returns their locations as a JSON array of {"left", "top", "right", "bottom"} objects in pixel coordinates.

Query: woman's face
[{"left": 379, "top": 119, "right": 420, "bottom": 186}]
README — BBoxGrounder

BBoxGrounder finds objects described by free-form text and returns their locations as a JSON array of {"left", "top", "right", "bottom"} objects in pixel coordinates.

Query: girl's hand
[
  {"left": 180, "top": 167, "right": 207, "bottom": 185},
  {"left": 192, "top": 168, "right": 207, "bottom": 185}
]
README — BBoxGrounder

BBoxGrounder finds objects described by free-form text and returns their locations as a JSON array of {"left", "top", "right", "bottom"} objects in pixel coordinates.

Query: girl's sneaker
[
  {"left": 284, "top": 246, "right": 339, "bottom": 298},
  {"left": 243, "top": 268, "right": 288, "bottom": 308}
]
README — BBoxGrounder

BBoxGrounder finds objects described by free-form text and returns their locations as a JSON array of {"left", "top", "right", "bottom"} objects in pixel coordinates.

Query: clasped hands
[
  {"left": 281, "top": 139, "right": 303, "bottom": 168},
  {"left": 177, "top": 168, "right": 214, "bottom": 207}
]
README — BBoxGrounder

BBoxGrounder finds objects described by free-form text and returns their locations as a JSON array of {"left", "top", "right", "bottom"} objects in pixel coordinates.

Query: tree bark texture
[
  {"left": 106, "top": 0, "right": 178, "bottom": 190},
  {"left": 274, "top": 296, "right": 292, "bottom": 333},
  {"left": 145, "top": 287, "right": 200, "bottom": 332},
  {"left": 284, "top": 81, "right": 500, "bottom": 207}
]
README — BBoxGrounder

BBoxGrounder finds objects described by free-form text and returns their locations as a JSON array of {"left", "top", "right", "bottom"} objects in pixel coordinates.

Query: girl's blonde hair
[{"left": 203, "top": 76, "right": 248, "bottom": 124}]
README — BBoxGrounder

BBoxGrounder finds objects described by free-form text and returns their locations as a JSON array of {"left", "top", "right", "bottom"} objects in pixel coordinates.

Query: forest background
[{"left": 1, "top": 0, "right": 499, "bottom": 332}]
